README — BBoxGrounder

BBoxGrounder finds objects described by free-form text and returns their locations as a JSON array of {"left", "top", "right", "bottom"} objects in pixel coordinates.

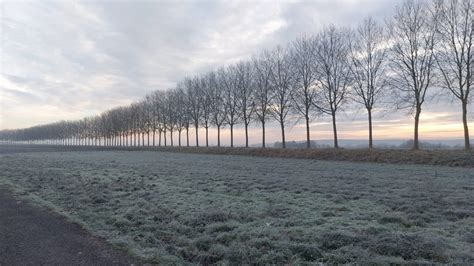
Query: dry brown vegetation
[
  {"left": 1, "top": 144, "right": 472, "bottom": 168},
  {"left": 150, "top": 146, "right": 474, "bottom": 167}
]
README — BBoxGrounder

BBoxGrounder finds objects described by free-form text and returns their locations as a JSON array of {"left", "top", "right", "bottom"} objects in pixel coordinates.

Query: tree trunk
[
  {"left": 147, "top": 132, "right": 150, "bottom": 146},
  {"left": 205, "top": 126, "right": 209, "bottom": 147},
  {"left": 230, "top": 124, "right": 234, "bottom": 148},
  {"left": 262, "top": 120, "right": 266, "bottom": 148},
  {"left": 368, "top": 108, "right": 373, "bottom": 149},
  {"left": 164, "top": 130, "right": 167, "bottom": 146},
  {"left": 178, "top": 130, "right": 182, "bottom": 147},
  {"left": 217, "top": 125, "right": 221, "bottom": 147},
  {"left": 158, "top": 131, "right": 162, "bottom": 146},
  {"left": 153, "top": 130, "right": 155, "bottom": 146},
  {"left": 413, "top": 106, "right": 421, "bottom": 150},
  {"left": 280, "top": 119, "right": 286, "bottom": 149},
  {"left": 305, "top": 115, "right": 310, "bottom": 149},
  {"left": 170, "top": 129, "right": 174, "bottom": 146},
  {"left": 462, "top": 100, "right": 470, "bottom": 150},
  {"left": 186, "top": 127, "right": 189, "bottom": 147},
  {"left": 332, "top": 112, "right": 338, "bottom": 148},
  {"left": 245, "top": 123, "right": 249, "bottom": 148},
  {"left": 195, "top": 124, "right": 199, "bottom": 147}
]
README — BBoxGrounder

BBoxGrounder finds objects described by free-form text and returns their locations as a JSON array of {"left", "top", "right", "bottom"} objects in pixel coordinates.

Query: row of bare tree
[{"left": 1, "top": 0, "right": 472, "bottom": 150}]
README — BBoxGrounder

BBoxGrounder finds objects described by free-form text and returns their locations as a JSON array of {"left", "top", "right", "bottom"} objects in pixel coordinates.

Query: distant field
[{"left": 0, "top": 147, "right": 473, "bottom": 264}]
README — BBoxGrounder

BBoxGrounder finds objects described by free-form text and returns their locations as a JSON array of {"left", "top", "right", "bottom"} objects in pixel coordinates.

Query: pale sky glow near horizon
[{"left": 0, "top": 0, "right": 472, "bottom": 146}]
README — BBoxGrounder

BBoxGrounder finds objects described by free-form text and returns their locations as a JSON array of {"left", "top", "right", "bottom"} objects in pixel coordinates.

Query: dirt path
[{"left": 0, "top": 187, "right": 142, "bottom": 266}]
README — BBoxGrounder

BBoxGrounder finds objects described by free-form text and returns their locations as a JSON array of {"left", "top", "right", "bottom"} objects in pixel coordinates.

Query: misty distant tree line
[{"left": 0, "top": 0, "right": 472, "bottom": 150}]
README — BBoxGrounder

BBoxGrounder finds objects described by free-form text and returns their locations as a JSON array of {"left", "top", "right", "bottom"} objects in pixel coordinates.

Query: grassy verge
[
  {"left": 142, "top": 146, "right": 474, "bottom": 167},
  {"left": 1, "top": 144, "right": 473, "bottom": 167}
]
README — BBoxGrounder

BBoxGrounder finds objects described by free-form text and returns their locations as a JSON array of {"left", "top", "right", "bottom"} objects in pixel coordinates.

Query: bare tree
[
  {"left": 235, "top": 61, "right": 255, "bottom": 147},
  {"left": 176, "top": 84, "right": 191, "bottom": 147},
  {"left": 349, "top": 17, "right": 388, "bottom": 149},
  {"left": 388, "top": 0, "right": 440, "bottom": 150},
  {"left": 436, "top": 0, "right": 472, "bottom": 150},
  {"left": 139, "top": 100, "right": 154, "bottom": 146},
  {"left": 184, "top": 76, "right": 202, "bottom": 147},
  {"left": 252, "top": 52, "right": 273, "bottom": 148},
  {"left": 200, "top": 73, "right": 214, "bottom": 147},
  {"left": 289, "top": 36, "right": 319, "bottom": 148},
  {"left": 124, "top": 105, "right": 134, "bottom": 146},
  {"left": 220, "top": 66, "right": 240, "bottom": 147},
  {"left": 172, "top": 89, "right": 186, "bottom": 147},
  {"left": 268, "top": 46, "right": 295, "bottom": 149},
  {"left": 164, "top": 90, "right": 178, "bottom": 146},
  {"left": 313, "top": 25, "right": 352, "bottom": 148},
  {"left": 145, "top": 92, "right": 159, "bottom": 146},
  {"left": 138, "top": 102, "right": 149, "bottom": 147},
  {"left": 210, "top": 69, "right": 227, "bottom": 147},
  {"left": 129, "top": 103, "right": 141, "bottom": 147},
  {"left": 156, "top": 94, "right": 167, "bottom": 147}
]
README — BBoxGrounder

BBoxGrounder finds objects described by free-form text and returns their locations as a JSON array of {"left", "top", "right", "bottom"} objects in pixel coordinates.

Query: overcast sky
[{"left": 1, "top": 0, "right": 472, "bottom": 145}]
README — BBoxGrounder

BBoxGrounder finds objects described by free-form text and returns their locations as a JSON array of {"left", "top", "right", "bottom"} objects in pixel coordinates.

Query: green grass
[{"left": 1, "top": 150, "right": 473, "bottom": 264}]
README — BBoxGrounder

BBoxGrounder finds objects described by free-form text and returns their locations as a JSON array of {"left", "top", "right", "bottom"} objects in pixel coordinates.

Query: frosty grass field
[{"left": 0, "top": 149, "right": 473, "bottom": 264}]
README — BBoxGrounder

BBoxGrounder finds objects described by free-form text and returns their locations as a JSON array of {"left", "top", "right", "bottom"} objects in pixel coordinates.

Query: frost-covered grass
[{"left": 0, "top": 150, "right": 473, "bottom": 264}]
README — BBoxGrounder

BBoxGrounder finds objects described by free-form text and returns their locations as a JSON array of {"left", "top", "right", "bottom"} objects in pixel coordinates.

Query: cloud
[{"left": 0, "top": 0, "right": 472, "bottom": 142}]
